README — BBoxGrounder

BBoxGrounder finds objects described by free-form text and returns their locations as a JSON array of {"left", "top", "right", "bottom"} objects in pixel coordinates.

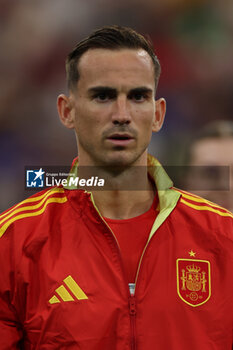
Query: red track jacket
[{"left": 0, "top": 156, "right": 233, "bottom": 349}]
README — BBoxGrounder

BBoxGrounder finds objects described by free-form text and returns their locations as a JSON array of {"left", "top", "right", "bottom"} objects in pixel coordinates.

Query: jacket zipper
[
  {"left": 129, "top": 295, "right": 136, "bottom": 350},
  {"left": 88, "top": 191, "right": 153, "bottom": 350}
]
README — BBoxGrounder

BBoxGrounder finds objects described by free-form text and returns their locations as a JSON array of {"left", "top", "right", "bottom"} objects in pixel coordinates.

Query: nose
[{"left": 111, "top": 95, "right": 131, "bottom": 125}]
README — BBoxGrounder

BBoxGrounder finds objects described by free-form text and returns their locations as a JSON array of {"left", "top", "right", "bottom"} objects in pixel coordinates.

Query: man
[
  {"left": 0, "top": 26, "right": 232, "bottom": 349},
  {"left": 184, "top": 120, "right": 233, "bottom": 212}
]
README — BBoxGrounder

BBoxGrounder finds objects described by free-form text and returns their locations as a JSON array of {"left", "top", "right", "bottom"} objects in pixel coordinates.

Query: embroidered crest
[{"left": 176, "top": 259, "right": 211, "bottom": 307}]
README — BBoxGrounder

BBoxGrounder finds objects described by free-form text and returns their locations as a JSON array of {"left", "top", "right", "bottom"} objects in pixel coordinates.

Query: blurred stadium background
[{"left": 0, "top": 0, "right": 233, "bottom": 210}]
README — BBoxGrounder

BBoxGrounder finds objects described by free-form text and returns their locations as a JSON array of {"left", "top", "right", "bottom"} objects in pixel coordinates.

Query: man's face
[
  {"left": 65, "top": 48, "right": 164, "bottom": 167},
  {"left": 188, "top": 137, "right": 233, "bottom": 212}
]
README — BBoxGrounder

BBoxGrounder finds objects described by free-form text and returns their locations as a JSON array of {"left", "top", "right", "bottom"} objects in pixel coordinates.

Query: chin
[{"left": 106, "top": 151, "right": 138, "bottom": 165}]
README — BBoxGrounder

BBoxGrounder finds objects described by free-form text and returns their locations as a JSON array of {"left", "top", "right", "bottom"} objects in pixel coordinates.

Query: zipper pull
[{"left": 128, "top": 283, "right": 135, "bottom": 296}]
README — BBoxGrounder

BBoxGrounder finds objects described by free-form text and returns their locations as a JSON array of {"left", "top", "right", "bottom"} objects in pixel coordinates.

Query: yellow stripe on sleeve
[
  {"left": 180, "top": 198, "right": 233, "bottom": 218},
  {"left": 174, "top": 188, "right": 233, "bottom": 216},
  {"left": 0, "top": 187, "right": 65, "bottom": 221},
  {"left": 0, "top": 197, "right": 67, "bottom": 238},
  {"left": 0, "top": 188, "right": 66, "bottom": 226},
  {"left": 182, "top": 191, "right": 229, "bottom": 209}
]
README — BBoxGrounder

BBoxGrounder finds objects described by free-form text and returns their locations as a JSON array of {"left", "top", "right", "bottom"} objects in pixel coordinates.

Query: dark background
[{"left": 1, "top": 0, "right": 233, "bottom": 210}]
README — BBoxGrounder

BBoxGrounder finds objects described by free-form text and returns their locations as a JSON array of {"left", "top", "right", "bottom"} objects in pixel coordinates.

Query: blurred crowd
[{"left": 0, "top": 0, "right": 233, "bottom": 210}]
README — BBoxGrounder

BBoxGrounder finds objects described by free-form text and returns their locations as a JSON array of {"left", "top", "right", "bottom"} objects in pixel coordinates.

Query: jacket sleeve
[{"left": 0, "top": 228, "right": 24, "bottom": 349}]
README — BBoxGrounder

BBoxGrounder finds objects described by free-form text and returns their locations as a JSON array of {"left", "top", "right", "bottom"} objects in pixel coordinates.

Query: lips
[
  {"left": 106, "top": 133, "right": 134, "bottom": 146},
  {"left": 107, "top": 133, "right": 133, "bottom": 140}
]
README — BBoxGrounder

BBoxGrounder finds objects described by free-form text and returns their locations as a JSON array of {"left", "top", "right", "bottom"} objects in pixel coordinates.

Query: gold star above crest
[{"left": 188, "top": 250, "right": 196, "bottom": 257}]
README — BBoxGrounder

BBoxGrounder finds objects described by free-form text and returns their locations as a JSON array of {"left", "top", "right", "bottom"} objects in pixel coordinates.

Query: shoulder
[
  {"left": 172, "top": 188, "right": 233, "bottom": 239},
  {"left": 0, "top": 186, "right": 67, "bottom": 239},
  {"left": 173, "top": 188, "right": 233, "bottom": 219}
]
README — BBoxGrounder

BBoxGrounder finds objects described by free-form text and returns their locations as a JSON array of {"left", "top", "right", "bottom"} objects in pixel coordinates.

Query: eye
[
  {"left": 92, "top": 90, "right": 116, "bottom": 102},
  {"left": 95, "top": 92, "right": 109, "bottom": 101},
  {"left": 133, "top": 93, "right": 145, "bottom": 101},
  {"left": 128, "top": 91, "right": 149, "bottom": 102}
]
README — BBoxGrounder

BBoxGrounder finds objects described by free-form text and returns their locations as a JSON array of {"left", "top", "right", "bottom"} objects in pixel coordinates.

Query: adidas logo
[{"left": 49, "top": 275, "right": 88, "bottom": 304}]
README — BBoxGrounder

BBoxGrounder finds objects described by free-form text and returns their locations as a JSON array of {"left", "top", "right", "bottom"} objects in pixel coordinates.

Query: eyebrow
[
  {"left": 88, "top": 86, "right": 116, "bottom": 95},
  {"left": 88, "top": 86, "right": 153, "bottom": 95},
  {"left": 128, "top": 87, "right": 153, "bottom": 95}
]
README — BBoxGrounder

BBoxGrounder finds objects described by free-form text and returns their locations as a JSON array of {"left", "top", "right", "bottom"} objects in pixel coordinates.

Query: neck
[{"left": 90, "top": 166, "right": 156, "bottom": 219}]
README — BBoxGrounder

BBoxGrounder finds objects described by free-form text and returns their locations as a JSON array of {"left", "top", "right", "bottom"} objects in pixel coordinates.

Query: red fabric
[
  {"left": 0, "top": 180, "right": 232, "bottom": 348},
  {"left": 104, "top": 197, "right": 158, "bottom": 283}
]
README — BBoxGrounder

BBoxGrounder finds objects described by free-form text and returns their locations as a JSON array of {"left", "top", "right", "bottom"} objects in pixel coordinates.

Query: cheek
[
  {"left": 137, "top": 109, "right": 155, "bottom": 130},
  {"left": 77, "top": 103, "right": 108, "bottom": 124},
  {"left": 74, "top": 113, "right": 103, "bottom": 141},
  {"left": 74, "top": 105, "right": 93, "bottom": 128},
  {"left": 137, "top": 122, "right": 153, "bottom": 145},
  {"left": 134, "top": 103, "right": 155, "bottom": 121},
  {"left": 137, "top": 114, "right": 155, "bottom": 143}
]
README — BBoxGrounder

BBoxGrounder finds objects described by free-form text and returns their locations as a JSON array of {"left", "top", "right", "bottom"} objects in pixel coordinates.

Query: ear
[
  {"left": 57, "top": 94, "right": 75, "bottom": 129},
  {"left": 152, "top": 98, "right": 166, "bottom": 132}
]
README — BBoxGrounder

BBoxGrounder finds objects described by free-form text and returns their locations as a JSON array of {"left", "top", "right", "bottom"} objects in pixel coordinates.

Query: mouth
[{"left": 106, "top": 133, "right": 134, "bottom": 146}]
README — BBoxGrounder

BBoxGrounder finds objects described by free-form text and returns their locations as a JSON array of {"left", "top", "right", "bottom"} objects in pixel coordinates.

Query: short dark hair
[
  {"left": 66, "top": 25, "right": 161, "bottom": 92},
  {"left": 193, "top": 120, "right": 233, "bottom": 140}
]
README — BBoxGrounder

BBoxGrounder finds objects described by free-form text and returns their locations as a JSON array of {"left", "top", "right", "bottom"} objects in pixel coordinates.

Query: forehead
[
  {"left": 191, "top": 137, "right": 233, "bottom": 165},
  {"left": 77, "top": 48, "right": 155, "bottom": 88}
]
